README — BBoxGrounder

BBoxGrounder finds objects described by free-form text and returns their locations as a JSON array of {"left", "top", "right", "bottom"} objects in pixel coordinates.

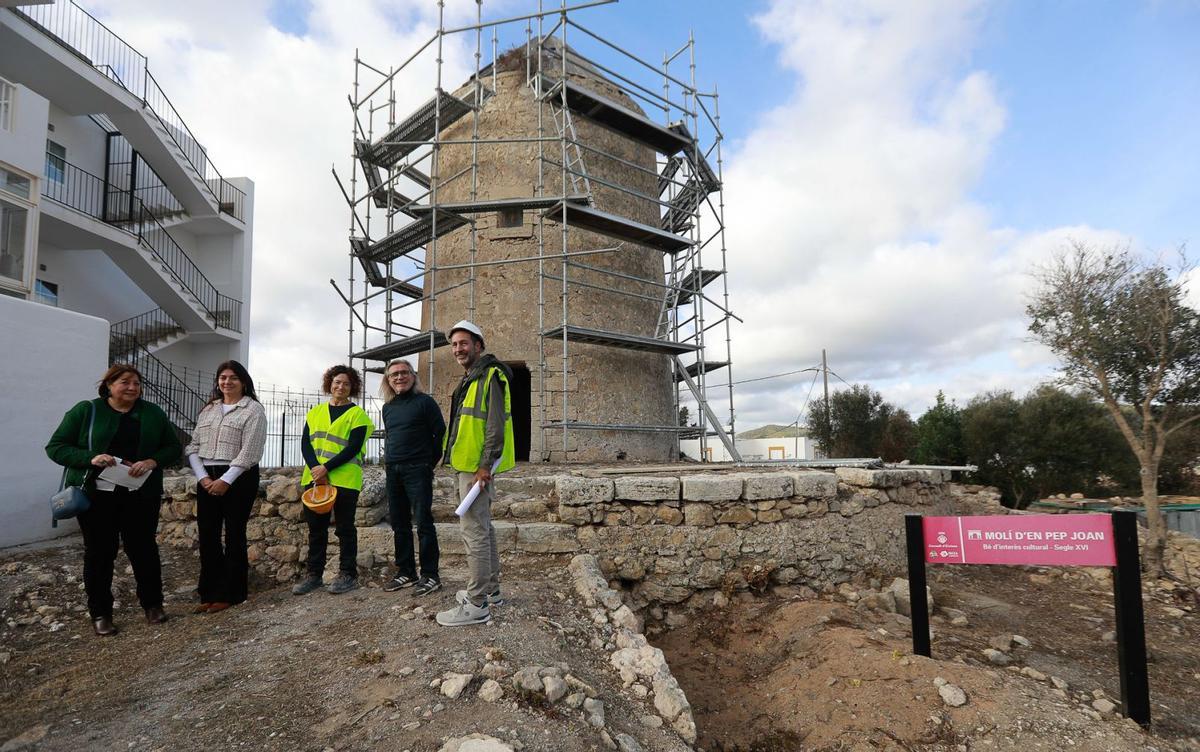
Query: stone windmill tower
[{"left": 344, "top": 18, "right": 736, "bottom": 464}]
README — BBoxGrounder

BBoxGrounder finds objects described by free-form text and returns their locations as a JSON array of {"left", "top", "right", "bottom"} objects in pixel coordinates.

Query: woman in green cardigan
[{"left": 46, "top": 364, "right": 181, "bottom": 636}]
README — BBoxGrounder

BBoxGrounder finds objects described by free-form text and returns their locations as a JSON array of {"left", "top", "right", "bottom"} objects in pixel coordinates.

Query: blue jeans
[{"left": 386, "top": 463, "right": 439, "bottom": 580}]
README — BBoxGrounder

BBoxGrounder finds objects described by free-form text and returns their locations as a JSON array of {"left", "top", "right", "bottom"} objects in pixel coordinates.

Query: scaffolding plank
[
  {"left": 362, "top": 91, "right": 475, "bottom": 168},
  {"left": 355, "top": 255, "right": 422, "bottom": 298},
  {"left": 409, "top": 195, "right": 588, "bottom": 215},
  {"left": 541, "top": 77, "right": 691, "bottom": 155},
  {"left": 355, "top": 211, "right": 469, "bottom": 264},
  {"left": 351, "top": 330, "right": 447, "bottom": 361},
  {"left": 661, "top": 178, "right": 706, "bottom": 233},
  {"left": 402, "top": 165, "right": 430, "bottom": 189},
  {"left": 669, "top": 123, "right": 721, "bottom": 192},
  {"left": 672, "top": 268, "right": 724, "bottom": 306},
  {"left": 543, "top": 325, "right": 698, "bottom": 355},
  {"left": 355, "top": 140, "right": 418, "bottom": 214},
  {"left": 542, "top": 421, "right": 689, "bottom": 433},
  {"left": 542, "top": 202, "right": 691, "bottom": 254},
  {"left": 674, "top": 360, "right": 729, "bottom": 382}
]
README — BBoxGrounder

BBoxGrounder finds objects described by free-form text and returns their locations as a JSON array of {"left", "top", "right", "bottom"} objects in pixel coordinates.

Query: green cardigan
[{"left": 45, "top": 398, "right": 181, "bottom": 500}]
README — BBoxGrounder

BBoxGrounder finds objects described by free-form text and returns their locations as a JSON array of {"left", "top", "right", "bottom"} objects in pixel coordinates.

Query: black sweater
[{"left": 382, "top": 390, "right": 446, "bottom": 466}]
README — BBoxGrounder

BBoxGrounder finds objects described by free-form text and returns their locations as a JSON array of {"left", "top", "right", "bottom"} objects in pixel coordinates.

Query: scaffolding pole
[{"left": 338, "top": 0, "right": 740, "bottom": 463}]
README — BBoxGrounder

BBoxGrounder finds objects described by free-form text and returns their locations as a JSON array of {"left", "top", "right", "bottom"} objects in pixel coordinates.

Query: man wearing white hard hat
[{"left": 435, "top": 320, "right": 515, "bottom": 627}]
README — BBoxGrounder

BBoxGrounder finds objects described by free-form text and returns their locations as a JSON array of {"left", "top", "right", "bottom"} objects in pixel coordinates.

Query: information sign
[{"left": 921, "top": 514, "right": 1116, "bottom": 567}]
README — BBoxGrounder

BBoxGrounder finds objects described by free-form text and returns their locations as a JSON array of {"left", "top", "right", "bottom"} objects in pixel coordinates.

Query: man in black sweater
[{"left": 379, "top": 358, "right": 446, "bottom": 595}]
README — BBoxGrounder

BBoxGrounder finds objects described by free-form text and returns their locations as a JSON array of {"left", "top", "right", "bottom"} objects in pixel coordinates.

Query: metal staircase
[
  {"left": 109, "top": 308, "right": 186, "bottom": 361},
  {"left": 41, "top": 155, "right": 242, "bottom": 332},
  {"left": 107, "top": 322, "right": 205, "bottom": 435}
]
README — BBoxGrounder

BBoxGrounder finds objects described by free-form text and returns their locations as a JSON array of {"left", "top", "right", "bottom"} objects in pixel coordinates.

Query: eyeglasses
[{"left": 388, "top": 371, "right": 414, "bottom": 379}]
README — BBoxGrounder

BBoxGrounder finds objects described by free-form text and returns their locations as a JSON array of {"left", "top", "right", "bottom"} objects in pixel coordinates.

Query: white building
[
  {"left": 0, "top": 1, "right": 254, "bottom": 545},
  {"left": 680, "top": 435, "right": 818, "bottom": 463}
]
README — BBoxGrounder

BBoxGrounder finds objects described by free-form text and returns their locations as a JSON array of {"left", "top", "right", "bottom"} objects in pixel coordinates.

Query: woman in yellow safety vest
[{"left": 292, "top": 365, "right": 374, "bottom": 597}]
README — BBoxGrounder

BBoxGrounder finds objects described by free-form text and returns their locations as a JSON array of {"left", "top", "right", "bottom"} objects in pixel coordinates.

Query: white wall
[
  {"left": 0, "top": 79, "right": 48, "bottom": 178},
  {"left": 0, "top": 296, "right": 107, "bottom": 548},
  {"left": 680, "top": 436, "right": 817, "bottom": 463},
  {"left": 36, "top": 243, "right": 152, "bottom": 320},
  {"left": 45, "top": 105, "right": 106, "bottom": 178}
]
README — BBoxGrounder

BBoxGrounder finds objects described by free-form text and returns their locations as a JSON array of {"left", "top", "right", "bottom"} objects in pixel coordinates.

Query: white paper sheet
[
  {"left": 97, "top": 458, "right": 150, "bottom": 490},
  {"left": 454, "top": 458, "right": 503, "bottom": 517}
]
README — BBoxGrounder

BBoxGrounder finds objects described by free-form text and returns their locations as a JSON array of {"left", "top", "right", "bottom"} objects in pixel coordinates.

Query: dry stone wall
[{"left": 155, "top": 467, "right": 975, "bottom": 617}]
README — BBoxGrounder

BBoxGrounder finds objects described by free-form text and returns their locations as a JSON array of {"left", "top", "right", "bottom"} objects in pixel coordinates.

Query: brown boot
[
  {"left": 92, "top": 616, "right": 118, "bottom": 636},
  {"left": 206, "top": 602, "right": 232, "bottom": 613},
  {"left": 193, "top": 603, "right": 213, "bottom": 614},
  {"left": 144, "top": 606, "right": 168, "bottom": 624}
]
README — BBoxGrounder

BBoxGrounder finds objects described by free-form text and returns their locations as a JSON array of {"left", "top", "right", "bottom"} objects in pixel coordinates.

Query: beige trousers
[{"left": 457, "top": 471, "right": 500, "bottom": 605}]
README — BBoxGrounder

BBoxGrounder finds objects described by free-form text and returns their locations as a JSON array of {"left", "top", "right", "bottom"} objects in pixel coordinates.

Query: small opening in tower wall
[{"left": 496, "top": 208, "right": 523, "bottom": 228}]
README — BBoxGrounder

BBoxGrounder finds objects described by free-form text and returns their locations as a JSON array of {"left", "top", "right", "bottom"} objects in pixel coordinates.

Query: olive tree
[{"left": 1027, "top": 241, "right": 1200, "bottom": 574}]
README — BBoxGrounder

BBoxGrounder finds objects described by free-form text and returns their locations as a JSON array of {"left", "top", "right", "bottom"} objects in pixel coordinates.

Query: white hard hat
[{"left": 448, "top": 320, "right": 484, "bottom": 344}]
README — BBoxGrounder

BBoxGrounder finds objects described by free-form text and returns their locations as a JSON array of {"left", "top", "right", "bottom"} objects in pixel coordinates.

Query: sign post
[
  {"left": 903, "top": 511, "right": 1150, "bottom": 728},
  {"left": 904, "top": 515, "right": 930, "bottom": 657},
  {"left": 1111, "top": 511, "right": 1150, "bottom": 727}
]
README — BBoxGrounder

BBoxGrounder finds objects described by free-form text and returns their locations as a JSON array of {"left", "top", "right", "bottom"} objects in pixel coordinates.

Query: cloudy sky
[{"left": 85, "top": 0, "right": 1200, "bottom": 428}]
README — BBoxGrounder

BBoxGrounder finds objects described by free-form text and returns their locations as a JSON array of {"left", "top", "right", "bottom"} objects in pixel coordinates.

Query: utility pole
[
  {"left": 822, "top": 348, "right": 830, "bottom": 409},
  {"left": 822, "top": 349, "right": 830, "bottom": 460}
]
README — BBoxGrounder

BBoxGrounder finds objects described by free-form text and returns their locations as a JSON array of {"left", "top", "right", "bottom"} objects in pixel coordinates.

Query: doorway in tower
[{"left": 506, "top": 362, "right": 531, "bottom": 462}]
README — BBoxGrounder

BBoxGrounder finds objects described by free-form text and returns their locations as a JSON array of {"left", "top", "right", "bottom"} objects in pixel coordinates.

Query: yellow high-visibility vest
[
  {"left": 301, "top": 402, "right": 374, "bottom": 491},
  {"left": 447, "top": 365, "right": 515, "bottom": 474}
]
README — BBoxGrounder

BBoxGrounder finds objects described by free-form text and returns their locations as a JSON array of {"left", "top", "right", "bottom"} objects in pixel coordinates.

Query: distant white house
[
  {"left": 0, "top": 1, "right": 254, "bottom": 545},
  {"left": 680, "top": 435, "right": 818, "bottom": 463}
]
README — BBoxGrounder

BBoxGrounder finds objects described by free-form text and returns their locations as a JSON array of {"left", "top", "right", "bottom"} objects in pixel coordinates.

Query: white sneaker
[
  {"left": 436, "top": 601, "right": 491, "bottom": 627},
  {"left": 455, "top": 589, "right": 506, "bottom": 607}
]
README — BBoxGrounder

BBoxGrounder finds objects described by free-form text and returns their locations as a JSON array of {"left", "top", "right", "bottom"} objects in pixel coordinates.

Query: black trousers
[
  {"left": 77, "top": 486, "right": 163, "bottom": 619},
  {"left": 386, "top": 462, "right": 439, "bottom": 580},
  {"left": 196, "top": 465, "right": 259, "bottom": 604},
  {"left": 303, "top": 486, "right": 359, "bottom": 577}
]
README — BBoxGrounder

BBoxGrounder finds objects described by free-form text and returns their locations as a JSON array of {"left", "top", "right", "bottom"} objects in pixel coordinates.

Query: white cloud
[
  {"left": 82, "top": 0, "right": 486, "bottom": 390},
  {"left": 77, "top": 1, "right": 1166, "bottom": 431},
  {"left": 709, "top": 0, "right": 1142, "bottom": 428}
]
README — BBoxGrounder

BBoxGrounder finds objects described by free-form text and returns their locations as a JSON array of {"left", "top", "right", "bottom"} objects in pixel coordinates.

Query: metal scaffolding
[{"left": 333, "top": 0, "right": 740, "bottom": 462}]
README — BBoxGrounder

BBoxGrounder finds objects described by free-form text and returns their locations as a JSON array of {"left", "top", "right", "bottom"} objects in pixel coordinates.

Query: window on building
[
  {"left": 0, "top": 166, "right": 31, "bottom": 200},
  {"left": 496, "top": 208, "right": 523, "bottom": 228},
  {"left": 0, "top": 166, "right": 35, "bottom": 295},
  {"left": 34, "top": 279, "right": 58, "bottom": 306},
  {"left": 45, "top": 141, "right": 66, "bottom": 185},
  {"left": 0, "top": 198, "right": 30, "bottom": 287},
  {"left": 0, "top": 78, "right": 13, "bottom": 132}
]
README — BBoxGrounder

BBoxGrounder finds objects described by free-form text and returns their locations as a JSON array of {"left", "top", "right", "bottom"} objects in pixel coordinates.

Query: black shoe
[
  {"left": 327, "top": 573, "right": 360, "bottom": 595},
  {"left": 144, "top": 606, "right": 168, "bottom": 624},
  {"left": 413, "top": 576, "right": 442, "bottom": 596},
  {"left": 383, "top": 574, "right": 418, "bottom": 592},
  {"left": 92, "top": 616, "right": 118, "bottom": 636},
  {"left": 292, "top": 576, "right": 324, "bottom": 596}
]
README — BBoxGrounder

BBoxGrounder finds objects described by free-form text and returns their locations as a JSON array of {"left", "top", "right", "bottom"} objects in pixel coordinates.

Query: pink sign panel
[{"left": 922, "top": 514, "right": 1116, "bottom": 567}]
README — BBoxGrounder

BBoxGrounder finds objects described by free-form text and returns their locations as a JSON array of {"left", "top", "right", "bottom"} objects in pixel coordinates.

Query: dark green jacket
[{"left": 45, "top": 398, "right": 181, "bottom": 500}]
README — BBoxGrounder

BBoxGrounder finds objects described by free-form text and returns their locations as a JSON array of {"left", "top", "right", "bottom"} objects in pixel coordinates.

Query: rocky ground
[
  {"left": 656, "top": 563, "right": 1200, "bottom": 751},
  {"left": 0, "top": 544, "right": 691, "bottom": 752},
  {"left": 2, "top": 511, "right": 1199, "bottom": 751}
]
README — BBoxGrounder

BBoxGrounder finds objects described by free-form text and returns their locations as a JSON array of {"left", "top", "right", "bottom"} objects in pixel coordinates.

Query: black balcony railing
[
  {"left": 14, "top": 1, "right": 246, "bottom": 222},
  {"left": 109, "top": 307, "right": 185, "bottom": 361},
  {"left": 104, "top": 131, "right": 188, "bottom": 222},
  {"left": 115, "top": 341, "right": 206, "bottom": 435},
  {"left": 43, "top": 154, "right": 243, "bottom": 332}
]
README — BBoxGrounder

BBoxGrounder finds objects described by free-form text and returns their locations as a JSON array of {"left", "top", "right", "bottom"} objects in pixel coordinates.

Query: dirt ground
[
  {"left": 0, "top": 542, "right": 688, "bottom": 752},
  {"left": 4, "top": 527, "right": 1200, "bottom": 751},
  {"left": 656, "top": 564, "right": 1200, "bottom": 751}
]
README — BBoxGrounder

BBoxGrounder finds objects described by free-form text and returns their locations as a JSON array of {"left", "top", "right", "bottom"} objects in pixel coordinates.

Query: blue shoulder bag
[{"left": 50, "top": 400, "right": 96, "bottom": 527}]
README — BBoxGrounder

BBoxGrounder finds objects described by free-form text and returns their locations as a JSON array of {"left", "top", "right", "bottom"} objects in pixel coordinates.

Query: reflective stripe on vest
[
  {"left": 448, "top": 365, "right": 515, "bottom": 474},
  {"left": 301, "top": 403, "right": 375, "bottom": 491}
]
